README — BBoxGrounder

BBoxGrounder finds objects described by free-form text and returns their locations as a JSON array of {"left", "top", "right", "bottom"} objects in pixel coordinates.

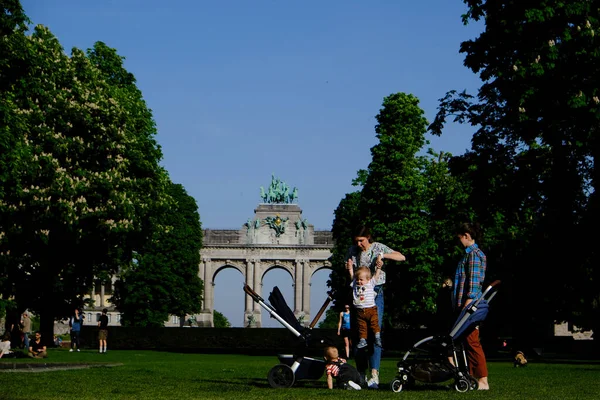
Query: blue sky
[{"left": 22, "top": 0, "right": 483, "bottom": 327}]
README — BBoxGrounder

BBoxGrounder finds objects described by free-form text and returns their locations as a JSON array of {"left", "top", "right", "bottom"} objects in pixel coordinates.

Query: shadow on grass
[
  {"left": 197, "top": 377, "right": 332, "bottom": 390},
  {"left": 0, "top": 362, "right": 123, "bottom": 373},
  {"left": 196, "top": 378, "right": 271, "bottom": 391}
]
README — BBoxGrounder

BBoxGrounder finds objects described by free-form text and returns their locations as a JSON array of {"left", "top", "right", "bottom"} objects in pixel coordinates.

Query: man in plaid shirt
[{"left": 454, "top": 223, "right": 489, "bottom": 390}]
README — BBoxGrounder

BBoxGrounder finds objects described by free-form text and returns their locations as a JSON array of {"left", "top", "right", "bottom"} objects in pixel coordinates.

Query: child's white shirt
[{"left": 350, "top": 277, "right": 377, "bottom": 308}]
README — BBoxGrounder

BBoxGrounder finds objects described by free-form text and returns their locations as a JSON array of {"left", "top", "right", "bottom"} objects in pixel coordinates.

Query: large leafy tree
[
  {"left": 329, "top": 191, "right": 362, "bottom": 309},
  {"left": 112, "top": 182, "right": 203, "bottom": 327},
  {"left": 358, "top": 93, "right": 442, "bottom": 326},
  {"left": 330, "top": 94, "right": 469, "bottom": 328},
  {"left": 431, "top": 1, "right": 600, "bottom": 341},
  {"left": 0, "top": 0, "right": 29, "bottom": 320},
  {"left": 0, "top": 14, "right": 170, "bottom": 339}
]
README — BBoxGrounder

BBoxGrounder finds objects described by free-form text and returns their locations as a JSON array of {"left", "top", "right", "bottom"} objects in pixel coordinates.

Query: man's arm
[{"left": 327, "top": 373, "right": 334, "bottom": 389}]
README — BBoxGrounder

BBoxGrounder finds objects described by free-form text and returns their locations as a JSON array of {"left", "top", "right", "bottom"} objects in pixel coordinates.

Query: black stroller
[
  {"left": 243, "top": 284, "right": 334, "bottom": 388},
  {"left": 391, "top": 280, "right": 501, "bottom": 393}
]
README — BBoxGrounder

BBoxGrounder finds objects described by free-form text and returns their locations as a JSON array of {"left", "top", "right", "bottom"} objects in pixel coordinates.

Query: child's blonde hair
[
  {"left": 323, "top": 346, "right": 338, "bottom": 361},
  {"left": 356, "top": 266, "right": 372, "bottom": 279}
]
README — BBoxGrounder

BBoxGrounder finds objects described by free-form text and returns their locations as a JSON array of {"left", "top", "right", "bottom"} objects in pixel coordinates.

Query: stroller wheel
[
  {"left": 268, "top": 364, "right": 295, "bottom": 388},
  {"left": 390, "top": 379, "right": 403, "bottom": 393},
  {"left": 468, "top": 375, "right": 478, "bottom": 390},
  {"left": 454, "top": 378, "right": 470, "bottom": 393}
]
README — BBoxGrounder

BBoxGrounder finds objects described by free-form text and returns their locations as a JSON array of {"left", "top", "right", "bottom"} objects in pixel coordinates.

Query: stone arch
[
  {"left": 260, "top": 263, "right": 294, "bottom": 283},
  {"left": 260, "top": 265, "right": 296, "bottom": 328},
  {"left": 197, "top": 204, "right": 334, "bottom": 328},
  {"left": 307, "top": 264, "right": 335, "bottom": 325},
  {"left": 212, "top": 264, "right": 245, "bottom": 327}
]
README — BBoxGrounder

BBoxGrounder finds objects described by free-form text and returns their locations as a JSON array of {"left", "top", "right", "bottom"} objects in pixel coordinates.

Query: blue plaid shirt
[{"left": 454, "top": 243, "right": 486, "bottom": 309}]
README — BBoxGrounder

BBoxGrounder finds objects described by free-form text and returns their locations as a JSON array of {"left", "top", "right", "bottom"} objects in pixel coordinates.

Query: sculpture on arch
[
  {"left": 260, "top": 174, "right": 299, "bottom": 204},
  {"left": 265, "top": 215, "right": 289, "bottom": 237}
]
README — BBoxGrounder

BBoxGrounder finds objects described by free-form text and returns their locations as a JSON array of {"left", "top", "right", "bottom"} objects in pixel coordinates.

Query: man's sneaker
[
  {"left": 347, "top": 380, "right": 362, "bottom": 390},
  {"left": 69, "top": 349, "right": 73, "bottom": 352},
  {"left": 367, "top": 372, "right": 380, "bottom": 389},
  {"left": 77, "top": 349, "right": 80, "bottom": 352},
  {"left": 357, "top": 338, "right": 368, "bottom": 349}
]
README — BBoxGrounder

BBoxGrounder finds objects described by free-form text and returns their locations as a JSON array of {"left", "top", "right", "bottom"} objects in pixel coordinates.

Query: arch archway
[
  {"left": 213, "top": 266, "right": 245, "bottom": 327},
  {"left": 197, "top": 204, "right": 334, "bottom": 328}
]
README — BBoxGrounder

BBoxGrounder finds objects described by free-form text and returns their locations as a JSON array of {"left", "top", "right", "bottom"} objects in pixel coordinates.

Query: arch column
[
  {"left": 293, "top": 259, "right": 303, "bottom": 315},
  {"left": 294, "top": 258, "right": 311, "bottom": 324},
  {"left": 197, "top": 257, "right": 214, "bottom": 327},
  {"left": 245, "top": 258, "right": 262, "bottom": 327},
  {"left": 302, "top": 260, "right": 311, "bottom": 323}
]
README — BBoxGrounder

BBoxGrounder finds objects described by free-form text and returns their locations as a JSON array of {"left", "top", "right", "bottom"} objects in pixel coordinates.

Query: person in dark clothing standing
[
  {"left": 69, "top": 308, "right": 85, "bottom": 352},
  {"left": 98, "top": 308, "right": 109, "bottom": 353}
]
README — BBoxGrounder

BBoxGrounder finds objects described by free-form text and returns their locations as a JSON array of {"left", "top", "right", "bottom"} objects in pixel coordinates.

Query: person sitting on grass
[
  {"left": 0, "top": 333, "right": 12, "bottom": 358},
  {"left": 324, "top": 346, "right": 362, "bottom": 390},
  {"left": 28, "top": 331, "right": 47, "bottom": 359}
]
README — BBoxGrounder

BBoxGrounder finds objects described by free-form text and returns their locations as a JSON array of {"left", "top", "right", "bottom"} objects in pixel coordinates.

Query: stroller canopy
[
  {"left": 268, "top": 286, "right": 303, "bottom": 332},
  {"left": 450, "top": 299, "right": 489, "bottom": 340}
]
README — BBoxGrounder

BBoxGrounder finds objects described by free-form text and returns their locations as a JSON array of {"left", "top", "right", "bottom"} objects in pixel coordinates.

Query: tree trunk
[{"left": 39, "top": 305, "right": 56, "bottom": 348}]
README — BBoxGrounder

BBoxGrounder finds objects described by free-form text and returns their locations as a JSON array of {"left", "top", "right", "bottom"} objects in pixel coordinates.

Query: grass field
[{"left": 1, "top": 349, "right": 599, "bottom": 400}]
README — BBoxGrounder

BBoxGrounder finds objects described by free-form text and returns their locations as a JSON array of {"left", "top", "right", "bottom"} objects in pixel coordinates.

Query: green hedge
[
  {"left": 79, "top": 326, "right": 598, "bottom": 358},
  {"left": 79, "top": 327, "right": 434, "bottom": 355}
]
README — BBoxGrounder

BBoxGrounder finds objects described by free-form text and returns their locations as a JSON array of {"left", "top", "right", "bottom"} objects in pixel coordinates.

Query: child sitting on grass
[{"left": 324, "top": 346, "right": 362, "bottom": 390}]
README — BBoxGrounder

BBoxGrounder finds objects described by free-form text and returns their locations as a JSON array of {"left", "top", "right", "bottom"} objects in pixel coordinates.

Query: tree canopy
[
  {"left": 329, "top": 93, "right": 470, "bottom": 328},
  {"left": 429, "top": 0, "right": 600, "bottom": 341},
  {"left": 112, "top": 182, "right": 204, "bottom": 327},
  {"left": 0, "top": 3, "right": 200, "bottom": 336}
]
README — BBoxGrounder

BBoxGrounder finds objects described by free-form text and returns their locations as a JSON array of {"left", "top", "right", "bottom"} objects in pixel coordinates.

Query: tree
[
  {"left": 112, "top": 182, "right": 203, "bottom": 327},
  {"left": 431, "top": 1, "right": 600, "bottom": 340},
  {"left": 0, "top": 19, "right": 170, "bottom": 340},
  {"left": 329, "top": 93, "right": 468, "bottom": 329},
  {"left": 358, "top": 93, "right": 441, "bottom": 326},
  {"left": 213, "top": 310, "right": 231, "bottom": 328},
  {"left": 329, "top": 191, "right": 362, "bottom": 309},
  {"left": 317, "top": 308, "right": 340, "bottom": 329}
]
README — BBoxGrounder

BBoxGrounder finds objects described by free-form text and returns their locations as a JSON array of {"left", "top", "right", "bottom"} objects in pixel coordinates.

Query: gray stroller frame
[
  {"left": 391, "top": 280, "right": 500, "bottom": 393},
  {"left": 243, "top": 284, "right": 334, "bottom": 388}
]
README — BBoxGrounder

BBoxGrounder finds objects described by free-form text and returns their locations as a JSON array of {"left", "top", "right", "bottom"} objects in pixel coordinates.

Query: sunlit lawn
[{"left": 1, "top": 349, "right": 599, "bottom": 399}]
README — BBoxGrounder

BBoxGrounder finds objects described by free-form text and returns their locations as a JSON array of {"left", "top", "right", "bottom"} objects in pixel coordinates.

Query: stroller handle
[
  {"left": 307, "top": 290, "right": 334, "bottom": 329},
  {"left": 243, "top": 284, "right": 265, "bottom": 303}
]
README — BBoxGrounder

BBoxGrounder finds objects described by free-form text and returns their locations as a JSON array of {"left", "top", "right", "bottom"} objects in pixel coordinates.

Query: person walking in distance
[
  {"left": 98, "top": 308, "right": 109, "bottom": 353},
  {"left": 337, "top": 305, "right": 352, "bottom": 359},
  {"left": 69, "top": 308, "right": 85, "bottom": 352}
]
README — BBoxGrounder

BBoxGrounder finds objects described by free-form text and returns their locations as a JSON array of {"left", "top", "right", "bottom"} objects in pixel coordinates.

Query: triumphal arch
[{"left": 196, "top": 176, "right": 334, "bottom": 327}]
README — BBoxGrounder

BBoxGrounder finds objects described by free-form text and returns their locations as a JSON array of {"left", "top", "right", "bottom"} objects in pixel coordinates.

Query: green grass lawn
[{"left": 1, "top": 349, "right": 599, "bottom": 400}]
